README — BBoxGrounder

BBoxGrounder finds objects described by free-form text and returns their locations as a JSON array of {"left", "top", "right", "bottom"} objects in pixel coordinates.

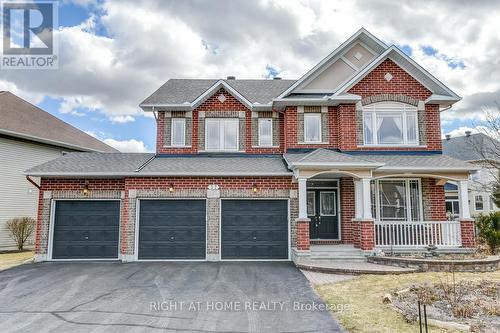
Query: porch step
[{"left": 309, "top": 245, "right": 366, "bottom": 262}]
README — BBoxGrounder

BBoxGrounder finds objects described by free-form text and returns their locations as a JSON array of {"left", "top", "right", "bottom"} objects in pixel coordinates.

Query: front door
[{"left": 307, "top": 189, "right": 339, "bottom": 239}]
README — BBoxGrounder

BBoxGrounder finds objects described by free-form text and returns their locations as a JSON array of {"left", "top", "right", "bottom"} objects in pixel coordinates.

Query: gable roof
[
  {"left": 330, "top": 46, "right": 461, "bottom": 106},
  {"left": 0, "top": 92, "right": 118, "bottom": 152},
  {"left": 140, "top": 79, "right": 295, "bottom": 111},
  {"left": 442, "top": 133, "right": 500, "bottom": 162}
]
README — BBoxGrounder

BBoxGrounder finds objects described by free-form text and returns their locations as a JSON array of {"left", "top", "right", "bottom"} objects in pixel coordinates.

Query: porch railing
[{"left": 375, "top": 220, "right": 462, "bottom": 248}]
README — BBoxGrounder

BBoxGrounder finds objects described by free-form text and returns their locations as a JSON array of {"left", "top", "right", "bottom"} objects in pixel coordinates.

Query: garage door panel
[
  {"left": 138, "top": 200, "right": 206, "bottom": 260},
  {"left": 221, "top": 200, "right": 288, "bottom": 260},
  {"left": 52, "top": 201, "right": 120, "bottom": 259}
]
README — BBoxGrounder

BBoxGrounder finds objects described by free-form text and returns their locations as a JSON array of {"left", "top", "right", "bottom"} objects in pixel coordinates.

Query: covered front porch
[{"left": 285, "top": 149, "right": 477, "bottom": 257}]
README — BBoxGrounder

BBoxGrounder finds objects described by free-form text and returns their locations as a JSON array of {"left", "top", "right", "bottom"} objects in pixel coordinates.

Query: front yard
[
  {"left": 315, "top": 271, "right": 500, "bottom": 333},
  {"left": 0, "top": 251, "right": 34, "bottom": 271}
]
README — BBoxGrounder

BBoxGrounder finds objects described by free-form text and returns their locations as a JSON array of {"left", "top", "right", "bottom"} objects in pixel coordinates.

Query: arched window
[{"left": 362, "top": 102, "right": 419, "bottom": 145}]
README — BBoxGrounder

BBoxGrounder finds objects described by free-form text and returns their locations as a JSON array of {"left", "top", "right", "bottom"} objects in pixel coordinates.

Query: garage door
[
  {"left": 52, "top": 201, "right": 120, "bottom": 259},
  {"left": 221, "top": 200, "right": 288, "bottom": 260},
  {"left": 138, "top": 200, "right": 206, "bottom": 260}
]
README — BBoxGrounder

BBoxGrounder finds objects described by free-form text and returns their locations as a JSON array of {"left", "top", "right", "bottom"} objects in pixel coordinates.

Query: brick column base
[
  {"left": 295, "top": 218, "right": 311, "bottom": 251},
  {"left": 353, "top": 218, "right": 375, "bottom": 251},
  {"left": 460, "top": 218, "right": 476, "bottom": 248}
]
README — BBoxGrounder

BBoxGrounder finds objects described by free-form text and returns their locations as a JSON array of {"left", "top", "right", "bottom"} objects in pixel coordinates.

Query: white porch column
[
  {"left": 361, "top": 178, "right": 372, "bottom": 219},
  {"left": 458, "top": 180, "right": 471, "bottom": 219},
  {"left": 298, "top": 177, "right": 308, "bottom": 219},
  {"left": 354, "top": 180, "right": 363, "bottom": 219}
]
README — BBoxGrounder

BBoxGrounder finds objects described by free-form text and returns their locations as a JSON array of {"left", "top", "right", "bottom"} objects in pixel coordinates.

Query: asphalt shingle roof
[
  {"left": 442, "top": 133, "right": 500, "bottom": 162},
  {"left": 140, "top": 79, "right": 296, "bottom": 106},
  {"left": 25, "top": 153, "right": 291, "bottom": 176},
  {"left": 0, "top": 91, "right": 118, "bottom": 152}
]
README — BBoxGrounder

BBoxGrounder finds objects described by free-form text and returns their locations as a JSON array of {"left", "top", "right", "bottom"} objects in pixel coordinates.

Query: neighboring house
[
  {"left": 442, "top": 132, "right": 499, "bottom": 218},
  {"left": 0, "top": 91, "right": 117, "bottom": 250},
  {"left": 26, "top": 28, "right": 477, "bottom": 264}
]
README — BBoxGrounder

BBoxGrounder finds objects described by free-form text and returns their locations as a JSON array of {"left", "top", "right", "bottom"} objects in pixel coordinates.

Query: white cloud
[{"left": 103, "top": 138, "right": 150, "bottom": 152}]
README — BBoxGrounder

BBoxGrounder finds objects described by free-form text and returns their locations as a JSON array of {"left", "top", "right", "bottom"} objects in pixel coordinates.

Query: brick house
[{"left": 27, "top": 29, "right": 477, "bottom": 263}]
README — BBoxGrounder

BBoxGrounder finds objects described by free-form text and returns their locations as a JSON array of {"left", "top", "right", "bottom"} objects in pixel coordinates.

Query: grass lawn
[
  {"left": 315, "top": 271, "right": 500, "bottom": 333},
  {"left": 0, "top": 251, "right": 34, "bottom": 271}
]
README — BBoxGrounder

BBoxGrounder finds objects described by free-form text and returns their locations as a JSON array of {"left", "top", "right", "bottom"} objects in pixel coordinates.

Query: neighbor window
[
  {"left": 205, "top": 118, "right": 239, "bottom": 151},
  {"left": 363, "top": 102, "right": 418, "bottom": 145},
  {"left": 258, "top": 118, "right": 273, "bottom": 146},
  {"left": 304, "top": 113, "right": 321, "bottom": 142},
  {"left": 171, "top": 118, "right": 186, "bottom": 146},
  {"left": 475, "top": 195, "right": 484, "bottom": 211},
  {"left": 371, "top": 179, "right": 422, "bottom": 221}
]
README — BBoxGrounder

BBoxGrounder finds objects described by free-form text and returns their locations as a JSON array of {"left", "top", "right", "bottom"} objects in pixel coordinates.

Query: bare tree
[{"left": 6, "top": 217, "right": 36, "bottom": 251}]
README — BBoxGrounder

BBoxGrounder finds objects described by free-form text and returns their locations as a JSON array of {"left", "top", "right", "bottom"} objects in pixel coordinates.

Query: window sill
[
  {"left": 297, "top": 142, "right": 329, "bottom": 145},
  {"left": 164, "top": 145, "right": 192, "bottom": 148},
  {"left": 201, "top": 150, "right": 244, "bottom": 153},
  {"left": 358, "top": 144, "right": 427, "bottom": 148},
  {"left": 252, "top": 145, "right": 280, "bottom": 148}
]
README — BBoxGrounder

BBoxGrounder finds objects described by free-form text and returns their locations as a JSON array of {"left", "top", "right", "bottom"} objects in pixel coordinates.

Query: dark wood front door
[{"left": 307, "top": 189, "right": 339, "bottom": 239}]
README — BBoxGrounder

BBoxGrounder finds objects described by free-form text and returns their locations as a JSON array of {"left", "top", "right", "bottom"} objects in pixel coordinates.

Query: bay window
[
  {"left": 304, "top": 113, "right": 321, "bottom": 143},
  {"left": 258, "top": 118, "right": 273, "bottom": 146},
  {"left": 205, "top": 118, "right": 239, "bottom": 151},
  {"left": 171, "top": 118, "right": 186, "bottom": 146},
  {"left": 371, "top": 179, "right": 422, "bottom": 221},
  {"left": 363, "top": 102, "right": 419, "bottom": 145}
]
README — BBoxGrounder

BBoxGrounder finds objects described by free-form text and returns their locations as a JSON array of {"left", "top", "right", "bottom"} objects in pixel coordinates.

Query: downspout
[{"left": 26, "top": 175, "right": 41, "bottom": 190}]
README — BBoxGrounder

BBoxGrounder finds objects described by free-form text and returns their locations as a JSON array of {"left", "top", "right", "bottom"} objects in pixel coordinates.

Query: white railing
[{"left": 375, "top": 220, "right": 462, "bottom": 248}]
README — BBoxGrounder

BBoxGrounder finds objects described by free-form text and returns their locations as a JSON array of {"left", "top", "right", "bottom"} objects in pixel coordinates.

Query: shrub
[
  {"left": 6, "top": 217, "right": 36, "bottom": 251},
  {"left": 475, "top": 211, "right": 500, "bottom": 254}
]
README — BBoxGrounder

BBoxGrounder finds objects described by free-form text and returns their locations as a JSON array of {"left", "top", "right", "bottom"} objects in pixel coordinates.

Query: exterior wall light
[
  {"left": 169, "top": 183, "right": 175, "bottom": 192},
  {"left": 82, "top": 181, "right": 90, "bottom": 196},
  {"left": 252, "top": 183, "right": 258, "bottom": 193}
]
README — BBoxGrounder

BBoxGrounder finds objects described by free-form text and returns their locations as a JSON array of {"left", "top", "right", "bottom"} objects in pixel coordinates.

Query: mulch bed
[{"left": 391, "top": 279, "right": 499, "bottom": 332}]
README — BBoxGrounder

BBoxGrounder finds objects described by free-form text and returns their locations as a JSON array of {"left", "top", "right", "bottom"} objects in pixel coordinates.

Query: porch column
[
  {"left": 296, "top": 177, "right": 310, "bottom": 251},
  {"left": 353, "top": 178, "right": 375, "bottom": 251},
  {"left": 458, "top": 180, "right": 475, "bottom": 247}
]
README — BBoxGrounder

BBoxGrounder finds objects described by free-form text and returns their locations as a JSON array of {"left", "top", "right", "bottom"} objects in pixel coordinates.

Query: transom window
[
  {"left": 258, "top": 118, "right": 273, "bottom": 146},
  {"left": 371, "top": 179, "right": 422, "bottom": 222},
  {"left": 205, "top": 118, "right": 239, "bottom": 151},
  {"left": 171, "top": 118, "right": 186, "bottom": 146},
  {"left": 363, "top": 102, "right": 419, "bottom": 145},
  {"left": 304, "top": 113, "right": 322, "bottom": 143}
]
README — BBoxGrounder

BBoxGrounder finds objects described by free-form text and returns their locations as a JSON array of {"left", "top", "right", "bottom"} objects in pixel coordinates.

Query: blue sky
[{"left": 2, "top": 0, "right": 497, "bottom": 151}]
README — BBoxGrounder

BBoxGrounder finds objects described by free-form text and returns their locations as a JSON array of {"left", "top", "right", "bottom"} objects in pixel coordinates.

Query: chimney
[
  {"left": 465, "top": 131, "right": 471, "bottom": 137},
  {"left": 273, "top": 77, "right": 282, "bottom": 80},
  {"left": 445, "top": 134, "right": 451, "bottom": 140},
  {"left": 226, "top": 76, "right": 236, "bottom": 80}
]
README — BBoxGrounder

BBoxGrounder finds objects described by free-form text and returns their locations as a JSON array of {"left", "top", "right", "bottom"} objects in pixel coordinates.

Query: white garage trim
[
  {"left": 47, "top": 199, "right": 121, "bottom": 261},
  {"left": 219, "top": 198, "right": 291, "bottom": 262},
  {"left": 133, "top": 198, "right": 208, "bottom": 262}
]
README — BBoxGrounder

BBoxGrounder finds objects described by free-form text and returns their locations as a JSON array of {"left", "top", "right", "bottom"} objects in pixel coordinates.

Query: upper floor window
[
  {"left": 205, "top": 118, "right": 239, "bottom": 151},
  {"left": 258, "top": 118, "right": 273, "bottom": 146},
  {"left": 171, "top": 118, "right": 186, "bottom": 146},
  {"left": 475, "top": 195, "right": 484, "bottom": 211},
  {"left": 304, "top": 113, "right": 322, "bottom": 143},
  {"left": 363, "top": 102, "right": 418, "bottom": 145}
]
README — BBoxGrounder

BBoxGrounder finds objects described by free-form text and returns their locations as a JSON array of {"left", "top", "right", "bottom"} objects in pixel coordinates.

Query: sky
[{"left": 1, "top": 0, "right": 499, "bottom": 152}]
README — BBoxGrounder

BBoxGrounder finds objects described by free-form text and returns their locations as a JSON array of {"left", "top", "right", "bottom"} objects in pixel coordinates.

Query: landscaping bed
[
  {"left": 392, "top": 278, "right": 499, "bottom": 332},
  {"left": 0, "top": 250, "right": 34, "bottom": 271},
  {"left": 315, "top": 271, "right": 500, "bottom": 333}
]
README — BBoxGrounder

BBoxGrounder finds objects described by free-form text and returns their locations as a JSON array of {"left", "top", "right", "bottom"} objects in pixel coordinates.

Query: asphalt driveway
[{"left": 0, "top": 262, "right": 343, "bottom": 332}]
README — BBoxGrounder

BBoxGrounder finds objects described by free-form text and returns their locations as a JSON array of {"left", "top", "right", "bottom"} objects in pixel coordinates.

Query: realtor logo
[{"left": 1, "top": 1, "right": 58, "bottom": 69}]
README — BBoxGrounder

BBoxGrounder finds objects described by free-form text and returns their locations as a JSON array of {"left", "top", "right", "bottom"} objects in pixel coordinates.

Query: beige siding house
[{"left": 0, "top": 91, "right": 117, "bottom": 250}]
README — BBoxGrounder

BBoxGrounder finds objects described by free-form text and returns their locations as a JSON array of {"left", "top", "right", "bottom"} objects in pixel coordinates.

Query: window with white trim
[
  {"left": 363, "top": 102, "right": 419, "bottom": 145},
  {"left": 171, "top": 118, "right": 186, "bottom": 146},
  {"left": 371, "top": 179, "right": 422, "bottom": 221},
  {"left": 475, "top": 195, "right": 484, "bottom": 211},
  {"left": 205, "top": 118, "right": 239, "bottom": 151},
  {"left": 258, "top": 118, "right": 273, "bottom": 146},
  {"left": 304, "top": 113, "right": 321, "bottom": 143}
]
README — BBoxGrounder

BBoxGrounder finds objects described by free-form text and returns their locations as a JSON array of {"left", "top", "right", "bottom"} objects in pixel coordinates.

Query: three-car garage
[{"left": 50, "top": 198, "right": 289, "bottom": 261}]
